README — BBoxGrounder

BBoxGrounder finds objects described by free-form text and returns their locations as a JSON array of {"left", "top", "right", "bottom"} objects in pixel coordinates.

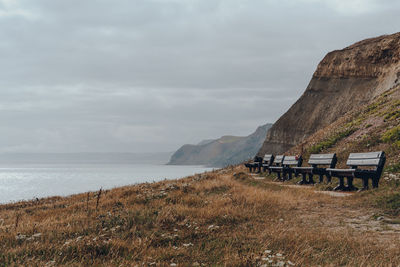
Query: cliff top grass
[{"left": 1, "top": 166, "right": 400, "bottom": 266}]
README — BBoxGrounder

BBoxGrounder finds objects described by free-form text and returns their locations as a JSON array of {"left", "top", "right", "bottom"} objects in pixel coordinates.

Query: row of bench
[{"left": 244, "top": 151, "right": 386, "bottom": 191}]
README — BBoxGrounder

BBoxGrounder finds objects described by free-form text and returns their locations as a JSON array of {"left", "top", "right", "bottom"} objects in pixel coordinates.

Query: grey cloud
[{"left": 0, "top": 0, "right": 399, "bottom": 152}]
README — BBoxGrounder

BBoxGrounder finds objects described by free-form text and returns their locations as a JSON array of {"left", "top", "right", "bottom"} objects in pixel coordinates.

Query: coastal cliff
[
  {"left": 258, "top": 32, "right": 400, "bottom": 155},
  {"left": 168, "top": 124, "right": 272, "bottom": 167}
]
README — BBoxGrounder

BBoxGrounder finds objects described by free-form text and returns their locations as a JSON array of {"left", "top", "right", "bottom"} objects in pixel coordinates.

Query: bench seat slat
[
  {"left": 308, "top": 153, "right": 336, "bottom": 165},
  {"left": 326, "top": 168, "right": 355, "bottom": 173},
  {"left": 283, "top": 160, "right": 300, "bottom": 165},
  {"left": 349, "top": 151, "right": 384, "bottom": 159},
  {"left": 308, "top": 159, "right": 335, "bottom": 165},
  {"left": 347, "top": 158, "right": 381, "bottom": 166},
  {"left": 309, "top": 153, "right": 336, "bottom": 159}
]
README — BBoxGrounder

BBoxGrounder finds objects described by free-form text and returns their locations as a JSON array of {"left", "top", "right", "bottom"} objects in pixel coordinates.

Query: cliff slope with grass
[
  {"left": 259, "top": 32, "right": 400, "bottom": 156},
  {"left": 288, "top": 83, "right": 400, "bottom": 172},
  {"left": 168, "top": 124, "right": 272, "bottom": 167}
]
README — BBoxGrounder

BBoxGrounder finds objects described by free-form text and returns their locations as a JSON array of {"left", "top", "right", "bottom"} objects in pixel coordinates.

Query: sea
[{"left": 0, "top": 153, "right": 215, "bottom": 204}]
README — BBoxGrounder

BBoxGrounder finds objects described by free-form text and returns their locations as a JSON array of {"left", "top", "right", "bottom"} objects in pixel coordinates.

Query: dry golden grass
[{"left": 1, "top": 166, "right": 400, "bottom": 266}]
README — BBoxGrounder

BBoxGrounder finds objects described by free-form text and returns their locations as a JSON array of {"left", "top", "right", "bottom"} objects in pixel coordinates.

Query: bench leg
[
  {"left": 308, "top": 174, "right": 315, "bottom": 184},
  {"left": 360, "top": 178, "right": 369, "bottom": 191},
  {"left": 326, "top": 174, "right": 332, "bottom": 183},
  {"left": 372, "top": 178, "right": 379, "bottom": 188},
  {"left": 334, "top": 177, "right": 346, "bottom": 191},
  {"left": 345, "top": 177, "right": 358, "bottom": 191},
  {"left": 277, "top": 172, "right": 281, "bottom": 181},
  {"left": 282, "top": 171, "right": 287, "bottom": 181},
  {"left": 298, "top": 173, "right": 307, "bottom": 185},
  {"left": 257, "top": 165, "right": 261, "bottom": 173},
  {"left": 318, "top": 174, "right": 324, "bottom": 183},
  {"left": 288, "top": 172, "right": 292, "bottom": 180}
]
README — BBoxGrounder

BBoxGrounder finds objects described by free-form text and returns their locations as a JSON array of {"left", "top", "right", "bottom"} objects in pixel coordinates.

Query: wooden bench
[
  {"left": 269, "top": 155, "right": 302, "bottom": 181},
  {"left": 244, "top": 156, "right": 263, "bottom": 173},
  {"left": 261, "top": 154, "right": 275, "bottom": 173},
  {"left": 327, "top": 151, "right": 386, "bottom": 191},
  {"left": 293, "top": 153, "right": 337, "bottom": 184},
  {"left": 266, "top": 155, "right": 284, "bottom": 178}
]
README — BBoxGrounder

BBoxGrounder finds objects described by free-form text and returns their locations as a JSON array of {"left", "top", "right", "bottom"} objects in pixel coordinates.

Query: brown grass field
[{"left": 1, "top": 166, "right": 400, "bottom": 266}]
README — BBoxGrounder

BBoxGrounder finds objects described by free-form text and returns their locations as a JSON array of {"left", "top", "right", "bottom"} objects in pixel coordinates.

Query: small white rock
[{"left": 32, "top": 233, "right": 42, "bottom": 238}]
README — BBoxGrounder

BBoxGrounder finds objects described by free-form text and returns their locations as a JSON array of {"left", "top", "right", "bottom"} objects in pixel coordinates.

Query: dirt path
[
  {"left": 247, "top": 174, "right": 400, "bottom": 246},
  {"left": 252, "top": 175, "right": 351, "bottom": 197}
]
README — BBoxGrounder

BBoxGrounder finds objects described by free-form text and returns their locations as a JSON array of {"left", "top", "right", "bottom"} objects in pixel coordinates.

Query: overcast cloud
[{"left": 0, "top": 0, "right": 399, "bottom": 153}]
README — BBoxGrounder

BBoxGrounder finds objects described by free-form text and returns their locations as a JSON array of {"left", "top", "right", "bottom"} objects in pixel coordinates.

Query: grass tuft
[
  {"left": 381, "top": 125, "right": 400, "bottom": 147},
  {"left": 375, "top": 193, "right": 400, "bottom": 215},
  {"left": 309, "top": 127, "right": 357, "bottom": 154}
]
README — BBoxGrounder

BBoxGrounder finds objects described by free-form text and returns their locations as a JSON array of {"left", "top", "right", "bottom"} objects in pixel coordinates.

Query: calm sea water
[{"left": 0, "top": 164, "right": 214, "bottom": 204}]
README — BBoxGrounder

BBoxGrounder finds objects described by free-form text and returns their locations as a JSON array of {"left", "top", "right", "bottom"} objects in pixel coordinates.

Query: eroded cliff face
[{"left": 258, "top": 32, "right": 400, "bottom": 156}]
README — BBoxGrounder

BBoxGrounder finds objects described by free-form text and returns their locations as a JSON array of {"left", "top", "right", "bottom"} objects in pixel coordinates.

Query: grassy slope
[{"left": 1, "top": 166, "right": 400, "bottom": 266}]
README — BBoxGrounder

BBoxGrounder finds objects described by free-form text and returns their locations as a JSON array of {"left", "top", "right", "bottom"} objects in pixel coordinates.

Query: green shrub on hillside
[
  {"left": 381, "top": 125, "right": 400, "bottom": 147},
  {"left": 385, "top": 162, "right": 400, "bottom": 173},
  {"left": 309, "top": 128, "right": 357, "bottom": 154},
  {"left": 384, "top": 109, "right": 400, "bottom": 121},
  {"left": 376, "top": 193, "right": 400, "bottom": 215}
]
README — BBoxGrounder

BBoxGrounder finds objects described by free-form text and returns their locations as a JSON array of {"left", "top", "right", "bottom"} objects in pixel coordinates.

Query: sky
[{"left": 0, "top": 0, "right": 400, "bottom": 153}]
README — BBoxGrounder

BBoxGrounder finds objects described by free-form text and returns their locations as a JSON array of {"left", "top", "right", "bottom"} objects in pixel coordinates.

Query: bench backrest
[
  {"left": 253, "top": 156, "right": 263, "bottom": 163},
  {"left": 282, "top": 155, "right": 302, "bottom": 167},
  {"left": 263, "top": 154, "right": 274, "bottom": 165},
  {"left": 346, "top": 151, "right": 386, "bottom": 168},
  {"left": 272, "top": 155, "right": 285, "bottom": 166},
  {"left": 308, "top": 153, "right": 337, "bottom": 168}
]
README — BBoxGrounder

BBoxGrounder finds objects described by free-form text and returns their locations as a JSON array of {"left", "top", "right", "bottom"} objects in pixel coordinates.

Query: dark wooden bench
[
  {"left": 293, "top": 153, "right": 337, "bottom": 184},
  {"left": 327, "top": 151, "right": 386, "bottom": 191},
  {"left": 261, "top": 154, "right": 275, "bottom": 173},
  {"left": 266, "top": 155, "right": 284, "bottom": 178},
  {"left": 269, "top": 155, "right": 302, "bottom": 181},
  {"left": 244, "top": 156, "right": 263, "bottom": 173}
]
